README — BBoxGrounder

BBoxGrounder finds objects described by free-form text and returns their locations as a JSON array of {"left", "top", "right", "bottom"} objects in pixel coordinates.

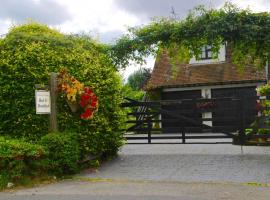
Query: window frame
[{"left": 200, "top": 45, "right": 212, "bottom": 60}]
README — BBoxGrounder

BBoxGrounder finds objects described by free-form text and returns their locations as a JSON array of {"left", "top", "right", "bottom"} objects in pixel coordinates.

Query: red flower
[
  {"left": 81, "top": 94, "right": 90, "bottom": 102},
  {"left": 79, "top": 98, "right": 86, "bottom": 107},
  {"left": 84, "top": 87, "right": 93, "bottom": 94},
  {"left": 79, "top": 86, "right": 98, "bottom": 120},
  {"left": 91, "top": 100, "right": 98, "bottom": 107},
  {"left": 80, "top": 108, "right": 93, "bottom": 119}
]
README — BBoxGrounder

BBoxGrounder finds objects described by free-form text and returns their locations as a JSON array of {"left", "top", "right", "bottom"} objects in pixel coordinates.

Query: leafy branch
[{"left": 109, "top": 2, "right": 270, "bottom": 69}]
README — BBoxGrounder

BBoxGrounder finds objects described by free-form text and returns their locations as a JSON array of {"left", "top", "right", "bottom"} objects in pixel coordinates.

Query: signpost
[
  {"left": 35, "top": 72, "right": 58, "bottom": 132},
  {"left": 49, "top": 73, "right": 58, "bottom": 132}
]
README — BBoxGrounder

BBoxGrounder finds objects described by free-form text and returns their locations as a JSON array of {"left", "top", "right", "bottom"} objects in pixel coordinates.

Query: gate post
[
  {"left": 146, "top": 106, "right": 152, "bottom": 144},
  {"left": 239, "top": 98, "right": 246, "bottom": 145},
  {"left": 182, "top": 125, "right": 186, "bottom": 144},
  {"left": 147, "top": 116, "right": 152, "bottom": 144}
]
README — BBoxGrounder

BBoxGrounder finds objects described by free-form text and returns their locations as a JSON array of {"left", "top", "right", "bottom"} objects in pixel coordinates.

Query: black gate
[{"left": 122, "top": 97, "right": 255, "bottom": 144}]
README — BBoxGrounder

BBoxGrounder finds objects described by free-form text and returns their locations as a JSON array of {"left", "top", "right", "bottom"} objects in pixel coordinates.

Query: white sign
[{"left": 35, "top": 90, "right": 51, "bottom": 114}]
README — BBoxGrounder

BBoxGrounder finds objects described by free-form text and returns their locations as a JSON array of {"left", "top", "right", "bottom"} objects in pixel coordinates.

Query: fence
[{"left": 122, "top": 96, "right": 264, "bottom": 145}]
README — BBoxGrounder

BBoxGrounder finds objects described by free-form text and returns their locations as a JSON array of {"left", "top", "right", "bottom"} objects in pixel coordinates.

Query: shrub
[
  {"left": 122, "top": 84, "right": 144, "bottom": 101},
  {"left": 257, "top": 84, "right": 270, "bottom": 96},
  {"left": 0, "top": 136, "right": 47, "bottom": 190},
  {"left": 245, "top": 128, "right": 253, "bottom": 135},
  {"left": 0, "top": 23, "right": 125, "bottom": 159},
  {"left": 257, "top": 129, "right": 270, "bottom": 135},
  {"left": 40, "top": 132, "right": 80, "bottom": 175}
]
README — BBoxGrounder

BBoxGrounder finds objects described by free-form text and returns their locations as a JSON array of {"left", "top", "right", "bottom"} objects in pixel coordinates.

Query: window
[
  {"left": 200, "top": 45, "right": 212, "bottom": 60},
  {"left": 189, "top": 45, "right": 226, "bottom": 65}
]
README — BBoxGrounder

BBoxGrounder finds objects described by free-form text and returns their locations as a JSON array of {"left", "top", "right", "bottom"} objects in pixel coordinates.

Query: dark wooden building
[{"left": 145, "top": 45, "right": 267, "bottom": 132}]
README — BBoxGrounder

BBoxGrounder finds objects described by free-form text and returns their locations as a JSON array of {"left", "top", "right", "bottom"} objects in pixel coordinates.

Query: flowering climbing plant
[{"left": 58, "top": 69, "right": 98, "bottom": 120}]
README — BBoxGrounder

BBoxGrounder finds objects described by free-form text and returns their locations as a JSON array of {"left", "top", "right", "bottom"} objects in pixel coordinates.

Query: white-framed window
[
  {"left": 201, "top": 88, "right": 211, "bottom": 99},
  {"left": 189, "top": 45, "right": 226, "bottom": 65},
  {"left": 200, "top": 45, "right": 212, "bottom": 60}
]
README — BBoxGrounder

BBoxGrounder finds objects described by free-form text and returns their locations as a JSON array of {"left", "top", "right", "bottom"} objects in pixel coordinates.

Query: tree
[
  {"left": 109, "top": 3, "right": 270, "bottom": 70},
  {"left": 127, "top": 68, "right": 152, "bottom": 90}
]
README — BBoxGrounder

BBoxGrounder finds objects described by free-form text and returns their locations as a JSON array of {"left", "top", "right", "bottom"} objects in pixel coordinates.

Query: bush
[
  {"left": 0, "top": 23, "right": 125, "bottom": 159},
  {"left": 122, "top": 84, "right": 145, "bottom": 101},
  {"left": 245, "top": 128, "right": 253, "bottom": 135},
  {"left": 257, "top": 129, "right": 270, "bottom": 135},
  {"left": 257, "top": 84, "right": 270, "bottom": 96},
  {"left": 0, "top": 137, "right": 47, "bottom": 190},
  {"left": 40, "top": 132, "right": 80, "bottom": 175}
]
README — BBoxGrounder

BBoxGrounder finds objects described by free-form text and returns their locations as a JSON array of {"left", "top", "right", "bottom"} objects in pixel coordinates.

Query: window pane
[
  {"left": 206, "top": 45, "right": 212, "bottom": 50},
  {"left": 201, "top": 51, "right": 206, "bottom": 59},
  {"left": 207, "top": 50, "right": 212, "bottom": 58}
]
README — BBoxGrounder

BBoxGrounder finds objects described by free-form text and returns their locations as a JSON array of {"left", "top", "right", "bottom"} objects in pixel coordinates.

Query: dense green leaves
[
  {"left": 257, "top": 84, "right": 270, "bottom": 95},
  {"left": 127, "top": 68, "right": 152, "bottom": 90},
  {"left": 0, "top": 132, "right": 80, "bottom": 189},
  {"left": 110, "top": 3, "right": 270, "bottom": 69},
  {"left": 40, "top": 132, "right": 80, "bottom": 175},
  {"left": 0, "top": 23, "right": 125, "bottom": 159},
  {"left": 0, "top": 136, "right": 47, "bottom": 189}
]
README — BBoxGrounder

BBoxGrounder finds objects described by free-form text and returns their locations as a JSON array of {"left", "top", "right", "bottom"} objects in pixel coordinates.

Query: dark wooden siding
[
  {"left": 161, "top": 86, "right": 257, "bottom": 133},
  {"left": 161, "top": 90, "right": 201, "bottom": 133},
  {"left": 211, "top": 87, "right": 257, "bottom": 130}
]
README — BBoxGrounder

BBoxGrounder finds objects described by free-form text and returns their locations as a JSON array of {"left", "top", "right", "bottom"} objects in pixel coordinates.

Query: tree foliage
[
  {"left": 0, "top": 23, "right": 124, "bottom": 158},
  {"left": 127, "top": 68, "right": 152, "bottom": 90},
  {"left": 110, "top": 3, "right": 270, "bottom": 69}
]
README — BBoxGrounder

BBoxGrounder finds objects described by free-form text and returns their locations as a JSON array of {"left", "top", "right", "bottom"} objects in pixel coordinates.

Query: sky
[{"left": 1, "top": 0, "right": 270, "bottom": 80}]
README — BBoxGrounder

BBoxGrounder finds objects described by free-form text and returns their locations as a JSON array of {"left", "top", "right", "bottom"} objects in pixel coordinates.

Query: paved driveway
[
  {"left": 80, "top": 143, "right": 270, "bottom": 183},
  {"left": 1, "top": 180, "right": 270, "bottom": 200},
  {"left": 2, "top": 143, "right": 270, "bottom": 200}
]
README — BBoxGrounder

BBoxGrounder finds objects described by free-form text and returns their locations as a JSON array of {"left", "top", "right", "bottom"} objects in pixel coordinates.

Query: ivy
[{"left": 109, "top": 3, "right": 270, "bottom": 69}]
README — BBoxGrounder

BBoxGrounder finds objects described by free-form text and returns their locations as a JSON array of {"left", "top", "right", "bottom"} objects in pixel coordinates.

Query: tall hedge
[{"left": 0, "top": 23, "right": 124, "bottom": 158}]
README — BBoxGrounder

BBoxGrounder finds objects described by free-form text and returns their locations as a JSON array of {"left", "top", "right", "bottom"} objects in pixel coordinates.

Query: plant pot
[{"left": 67, "top": 100, "right": 79, "bottom": 113}]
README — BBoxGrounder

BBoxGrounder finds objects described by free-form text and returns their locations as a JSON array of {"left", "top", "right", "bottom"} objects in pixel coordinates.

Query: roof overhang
[{"left": 146, "top": 79, "right": 267, "bottom": 92}]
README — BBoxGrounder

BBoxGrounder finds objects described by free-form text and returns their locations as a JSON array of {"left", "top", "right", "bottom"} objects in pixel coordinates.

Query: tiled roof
[{"left": 145, "top": 52, "right": 266, "bottom": 90}]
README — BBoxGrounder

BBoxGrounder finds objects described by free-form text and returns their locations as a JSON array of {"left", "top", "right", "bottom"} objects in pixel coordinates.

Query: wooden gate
[{"left": 121, "top": 97, "right": 255, "bottom": 144}]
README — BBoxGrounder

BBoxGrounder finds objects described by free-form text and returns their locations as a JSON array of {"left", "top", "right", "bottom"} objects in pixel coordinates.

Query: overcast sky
[{"left": 1, "top": 0, "right": 270, "bottom": 79}]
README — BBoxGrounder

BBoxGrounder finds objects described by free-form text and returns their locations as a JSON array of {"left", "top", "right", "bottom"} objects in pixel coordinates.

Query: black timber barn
[{"left": 145, "top": 45, "right": 267, "bottom": 133}]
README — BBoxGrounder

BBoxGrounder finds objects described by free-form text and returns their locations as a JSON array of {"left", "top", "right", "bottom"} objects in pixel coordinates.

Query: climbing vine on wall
[{"left": 109, "top": 3, "right": 270, "bottom": 69}]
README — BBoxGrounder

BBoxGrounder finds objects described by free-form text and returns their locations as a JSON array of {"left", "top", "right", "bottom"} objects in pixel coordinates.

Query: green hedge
[
  {"left": 257, "top": 129, "right": 270, "bottom": 135},
  {"left": 0, "top": 137, "right": 47, "bottom": 190},
  {"left": 0, "top": 23, "right": 125, "bottom": 159},
  {"left": 0, "top": 132, "right": 82, "bottom": 190},
  {"left": 40, "top": 132, "right": 80, "bottom": 175}
]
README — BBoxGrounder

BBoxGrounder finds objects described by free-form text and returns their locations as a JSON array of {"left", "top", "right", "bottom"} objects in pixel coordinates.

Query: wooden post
[
  {"left": 49, "top": 72, "right": 58, "bottom": 132},
  {"left": 239, "top": 98, "right": 246, "bottom": 145},
  {"left": 147, "top": 116, "right": 152, "bottom": 144},
  {"left": 182, "top": 126, "right": 186, "bottom": 144},
  {"left": 265, "top": 59, "right": 269, "bottom": 82},
  {"left": 147, "top": 107, "right": 152, "bottom": 144}
]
